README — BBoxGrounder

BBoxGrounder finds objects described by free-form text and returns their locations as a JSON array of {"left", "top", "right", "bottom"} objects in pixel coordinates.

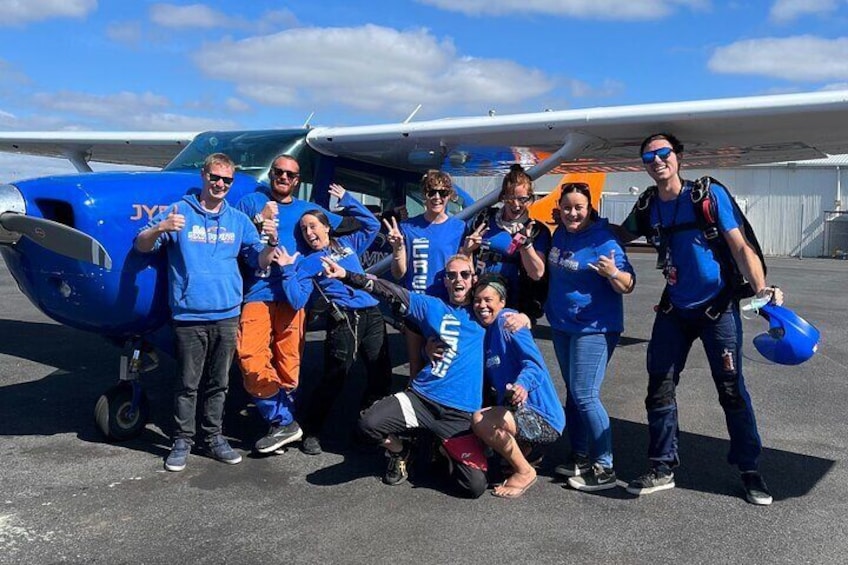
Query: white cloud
[
  {"left": 769, "top": 0, "right": 837, "bottom": 23},
  {"left": 415, "top": 0, "right": 709, "bottom": 20},
  {"left": 194, "top": 25, "right": 564, "bottom": 119},
  {"left": 709, "top": 36, "right": 848, "bottom": 82},
  {"left": 149, "top": 3, "right": 297, "bottom": 33},
  {"left": 106, "top": 21, "right": 143, "bottom": 46},
  {"left": 29, "top": 91, "right": 235, "bottom": 131},
  {"left": 0, "top": 0, "right": 97, "bottom": 26},
  {"left": 225, "top": 97, "right": 251, "bottom": 112},
  {"left": 150, "top": 3, "right": 230, "bottom": 29}
]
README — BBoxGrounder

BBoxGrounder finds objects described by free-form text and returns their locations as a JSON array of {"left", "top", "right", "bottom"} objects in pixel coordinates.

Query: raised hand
[
  {"left": 261, "top": 200, "right": 278, "bottom": 221},
  {"left": 328, "top": 183, "right": 346, "bottom": 202},
  {"left": 462, "top": 223, "right": 488, "bottom": 255},
  {"left": 588, "top": 248, "right": 619, "bottom": 279},
  {"left": 160, "top": 205, "right": 185, "bottom": 233},
  {"left": 382, "top": 216, "right": 404, "bottom": 251},
  {"left": 321, "top": 256, "right": 347, "bottom": 279},
  {"left": 272, "top": 246, "right": 299, "bottom": 267}
]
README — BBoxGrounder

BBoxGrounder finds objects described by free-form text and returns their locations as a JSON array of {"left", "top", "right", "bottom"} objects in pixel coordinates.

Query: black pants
[
  {"left": 359, "top": 390, "right": 487, "bottom": 498},
  {"left": 303, "top": 305, "right": 392, "bottom": 435},
  {"left": 172, "top": 316, "right": 238, "bottom": 443}
]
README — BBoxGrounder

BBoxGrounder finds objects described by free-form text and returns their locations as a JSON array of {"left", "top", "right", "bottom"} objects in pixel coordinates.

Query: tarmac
[{"left": 1, "top": 253, "right": 847, "bottom": 565}]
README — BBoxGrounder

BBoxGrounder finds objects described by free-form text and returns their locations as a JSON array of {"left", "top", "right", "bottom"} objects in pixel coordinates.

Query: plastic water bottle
[
  {"left": 515, "top": 405, "right": 542, "bottom": 441},
  {"left": 505, "top": 384, "right": 541, "bottom": 441},
  {"left": 741, "top": 295, "right": 770, "bottom": 320}
]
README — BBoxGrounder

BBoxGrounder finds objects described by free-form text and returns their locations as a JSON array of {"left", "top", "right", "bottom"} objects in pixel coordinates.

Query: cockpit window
[{"left": 164, "top": 129, "right": 312, "bottom": 182}]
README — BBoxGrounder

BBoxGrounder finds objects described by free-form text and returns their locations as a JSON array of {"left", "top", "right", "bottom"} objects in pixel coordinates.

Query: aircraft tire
[{"left": 94, "top": 382, "right": 150, "bottom": 441}]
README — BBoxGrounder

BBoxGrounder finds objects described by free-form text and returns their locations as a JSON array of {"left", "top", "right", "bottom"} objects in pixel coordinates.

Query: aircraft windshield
[{"left": 164, "top": 129, "right": 311, "bottom": 181}]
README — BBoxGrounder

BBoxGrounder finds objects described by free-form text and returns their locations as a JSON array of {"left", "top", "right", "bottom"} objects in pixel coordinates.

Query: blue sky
[{"left": 2, "top": 0, "right": 848, "bottom": 176}]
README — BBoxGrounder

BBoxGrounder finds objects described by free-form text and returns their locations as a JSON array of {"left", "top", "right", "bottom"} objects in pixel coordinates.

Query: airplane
[{"left": 2, "top": 89, "right": 848, "bottom": 441}]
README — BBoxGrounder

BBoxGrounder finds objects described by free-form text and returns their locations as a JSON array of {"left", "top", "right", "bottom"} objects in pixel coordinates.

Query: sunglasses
[
  {"left": 502, "top": 195, "right": 532, "bottom": 204},
  {"left": 272, "top": 167, "right": 300, "bottom": 179},
  {"left": 426, "top": 189, "right": 451, "bottom": 199},
  {"left": 641, "top": 147, "right": 674, "bottom": 164},
  {"left": 445, "top": 270, "right": 472, "bottom": 281},
  {"left": 207, "top": 173, "right": 234, "bottom": 186}
]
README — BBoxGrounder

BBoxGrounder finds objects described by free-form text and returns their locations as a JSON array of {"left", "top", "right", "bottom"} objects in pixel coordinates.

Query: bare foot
[{"left": 492, "top": 468, "right": 537, "bottom": 498}]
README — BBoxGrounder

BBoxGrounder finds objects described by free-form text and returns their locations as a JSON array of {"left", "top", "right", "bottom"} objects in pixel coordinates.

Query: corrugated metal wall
[{"left": 456, "top": 166, "right": 847, "bottom": 257}]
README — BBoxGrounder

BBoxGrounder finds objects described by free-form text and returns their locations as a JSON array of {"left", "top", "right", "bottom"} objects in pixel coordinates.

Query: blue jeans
[
  {"left": 552, "top": 330, "right": 619, "bottom": 469},
  {"left": 646, "top": 305, "right": 761, "bottom": 472}
]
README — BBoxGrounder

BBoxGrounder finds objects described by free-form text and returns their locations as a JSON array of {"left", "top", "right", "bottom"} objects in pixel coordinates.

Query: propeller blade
[{"left": 0, "top": 212, "right": 112, "bottom": 270}]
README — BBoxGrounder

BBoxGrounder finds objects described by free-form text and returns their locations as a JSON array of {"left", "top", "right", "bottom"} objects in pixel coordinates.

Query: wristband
[{"left": 608, "top": 270, "right": 619, "bottom": 280}]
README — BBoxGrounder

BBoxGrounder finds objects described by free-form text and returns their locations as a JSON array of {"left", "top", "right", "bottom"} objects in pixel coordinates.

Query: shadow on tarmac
[{"left": 0, "top": 317, "right": 834, "bottom": 504}]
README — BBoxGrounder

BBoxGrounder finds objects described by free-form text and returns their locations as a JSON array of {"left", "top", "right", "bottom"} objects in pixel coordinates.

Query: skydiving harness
[
  {"left": 634, "top": 176, "right": 767, "bottom": 321},
  {"left": 311, "top": 278, "right": 361, "bottom": 357},
  {"left": 471, "top": 207, "right": 548, "bottom": 320}
]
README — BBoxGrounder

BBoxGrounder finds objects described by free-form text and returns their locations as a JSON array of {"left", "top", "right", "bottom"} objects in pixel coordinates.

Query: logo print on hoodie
[{"left": 187, "top": 224, "right": 235, "bottom": 244}]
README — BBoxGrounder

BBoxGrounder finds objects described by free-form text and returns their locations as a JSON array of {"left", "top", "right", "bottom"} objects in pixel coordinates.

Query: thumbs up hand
[
  {"left": 160, "top": 205, "right": 185, "bottom": 233},
  {"left": 261, "top": 200, "right": 278, "bottom": 221}
]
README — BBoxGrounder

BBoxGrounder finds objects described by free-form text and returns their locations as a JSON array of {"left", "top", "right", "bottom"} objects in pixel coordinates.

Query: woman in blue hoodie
[
  {"left": 277, "top": 184, "right": 391, "bottom": 455},
  {"left": 545, "top": 182, "right": 635, "bottom": 492},
  {"left": 470, "top": 274, "right": 565, "bottom": 499}
]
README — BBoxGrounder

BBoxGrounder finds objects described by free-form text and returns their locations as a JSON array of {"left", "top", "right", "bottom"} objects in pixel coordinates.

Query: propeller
[{"left": 0, "top": 212, "right": 113, "bottom": 270}]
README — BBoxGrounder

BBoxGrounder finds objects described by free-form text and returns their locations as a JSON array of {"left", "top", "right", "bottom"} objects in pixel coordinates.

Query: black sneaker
[
  {"left": 383, "top": 446, "right": 411, "bottom": 486},
  {"left": 567, "top": 463, "right": 618, "bottom": 492},
  {"left": 554, "top": 454, "right": 592, "bottom": 478},
  {"left": 626, "top": 468, "right": 675, "bottom": 495},
  {"left": 741, "top": 471, "right": 773, "bottom": 506},
  {"left": 164, "top": 438, "right": 191, "bottom": 472},
  {"left": 301, "top": 435, "right": 323, "bottom": 456},
  {"left": 254, "top": 421, "right": 304, "bottom": 454},
  {"left": 203, "top": 434, "right": 242, "bottom": 465}
]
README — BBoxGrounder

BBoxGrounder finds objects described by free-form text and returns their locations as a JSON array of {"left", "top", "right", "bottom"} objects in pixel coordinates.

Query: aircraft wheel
[{"left": 94, "top": 382, "right": 150, "bottom": 441}]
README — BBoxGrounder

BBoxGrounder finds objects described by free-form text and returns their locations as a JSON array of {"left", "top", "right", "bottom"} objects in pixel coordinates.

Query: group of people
[{"left": 134, "top": 131, "right": 783, "bottom": 506}]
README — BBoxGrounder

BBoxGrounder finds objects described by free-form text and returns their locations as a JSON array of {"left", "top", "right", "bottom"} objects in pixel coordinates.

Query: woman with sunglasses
[
  {"left": 464, "top": 164, "right": 549, "bottom": 322},
  {"left": 545, "top": 182, "right": 635, "bottom": 492},
  {"left": 275, "top": 184, "right": 392, "bottom": 456},
  {"left": 385, "top": 170, "right": 469, "bottom": 380}
]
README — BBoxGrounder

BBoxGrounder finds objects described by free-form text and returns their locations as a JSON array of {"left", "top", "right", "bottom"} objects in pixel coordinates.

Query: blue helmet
[{"left": 753, "top": 304, "right": 820, "bottom": 365}]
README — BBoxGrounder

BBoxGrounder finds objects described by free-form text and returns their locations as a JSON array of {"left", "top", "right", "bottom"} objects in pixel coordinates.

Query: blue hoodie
[
  {"left": 142, "top": 194, "right": 263, "bottom": 322},
  {"left": 236, "top": 186, "right": 343, "bottom": 304},
  {"left": 280, "top": 193, "right": 380, "bottom": 310},
  {"left": 484, "top": 309, "right": 566, "bottom": 432},
  {"left": 545, "top": 218, "right": 634, "bottom": 334}
]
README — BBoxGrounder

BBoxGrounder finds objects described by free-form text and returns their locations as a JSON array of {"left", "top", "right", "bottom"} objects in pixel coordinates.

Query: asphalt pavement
[{"left": 1, "top": 253, "right": 847, "bottom": 564}]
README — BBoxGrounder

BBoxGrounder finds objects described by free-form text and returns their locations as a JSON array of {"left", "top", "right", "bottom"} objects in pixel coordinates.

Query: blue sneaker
[
  {"left": 164, "top": 438, "right": 191, "bottom": 472},
  {"left": 203, "top": 434, "right": 242, "bottom": 465}
]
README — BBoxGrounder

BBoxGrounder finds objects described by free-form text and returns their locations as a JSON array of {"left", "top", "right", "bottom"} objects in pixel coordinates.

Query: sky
[{"left": 2, "top": 0, "right": 848, "bottom": 178}]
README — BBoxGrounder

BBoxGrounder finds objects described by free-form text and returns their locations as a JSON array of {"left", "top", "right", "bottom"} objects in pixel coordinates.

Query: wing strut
[
  {"left": 64, "top": 148, "right": 93, "bottom": 173},
  {"left": 365, "top": 132, "right": 596, "bottom": 276}
]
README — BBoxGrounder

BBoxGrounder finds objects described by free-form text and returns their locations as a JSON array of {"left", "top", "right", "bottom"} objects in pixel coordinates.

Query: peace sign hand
[
  {"left": 382, "top": 216, "right": 404, "bottom": 251},
  {"left": 462, "top": 223, "right": 488, "bottom": 255}
]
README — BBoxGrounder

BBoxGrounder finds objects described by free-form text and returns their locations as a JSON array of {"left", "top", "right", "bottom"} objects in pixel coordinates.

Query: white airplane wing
[
  {"left": 307, "top": 90, "right": 848, "bottom": 176},
  {"left": 0, "top": 131, "right": 196, "bottom": 169}
]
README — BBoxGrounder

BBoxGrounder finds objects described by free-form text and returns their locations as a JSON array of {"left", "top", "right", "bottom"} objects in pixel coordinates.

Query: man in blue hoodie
[{"left": 135, "top": 153, "right": 277, "bottom": 472}]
